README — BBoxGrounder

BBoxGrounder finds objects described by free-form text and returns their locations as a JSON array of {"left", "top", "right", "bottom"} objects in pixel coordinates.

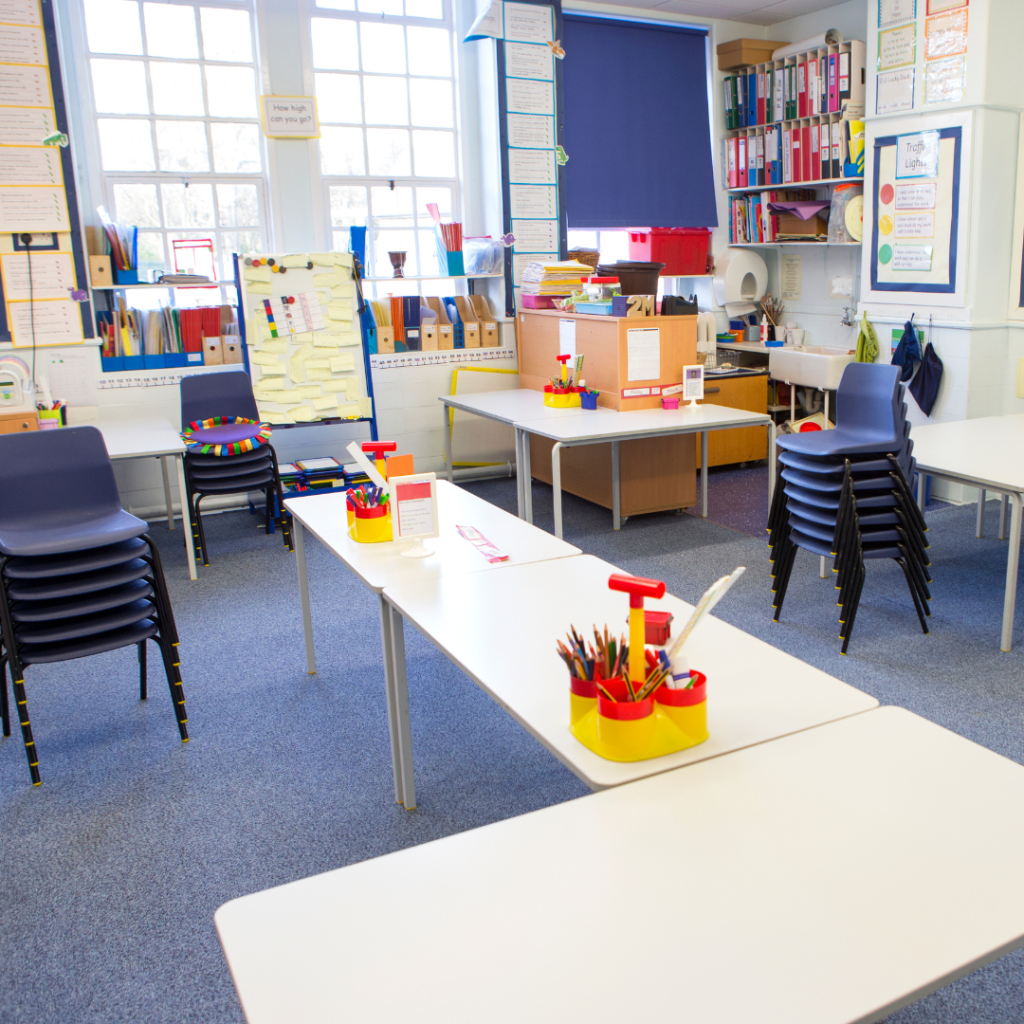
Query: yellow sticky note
[
  {"left": 276, "top": 395, "right": 303, "bottom": 407},
  {"left": 247, "top": 281, "right": 273, "bottom": 295},
  {"left": 291, "top": 405, "right": 318, "bottom": 422},
  {"left": 328, "top": 298, "right": 352, "bottom": 315},
  {"left": 258, "top": 364, "right": 286, "bottom": 376},
  {"left": 360, "top": 397, "right": 373, "bottom": 418},
  {"left": 292, "top": 331, "right": 314, "bottom": 343},
  {"left": 306, "top": 367, "right": 332, "bottom": 381},
  {"left": 330, "top": 354, "right": 355, "bottom": 373},
  {"left": 310, "top": 253, "right": 334, "bottom": 266},
  {"left": 282, "top": 253, "right": 310, "bottom": 269},
  {"left": 316, "top": 290, "right": 330, "bottom": 305},
  {"left": 313, "top": 334, "right": 339, "bottom": 349},
  {"left": 298, "top": 385, "right": 321, "bottom": 398},
  {"left": 326, "top": 321, "right": 354, "bottom": 334},
  {"left": 245, "top": 266, "right": 272, "bottom": 282},
  {"left": 333, "top": 252, "right": 354, "bottom": 269},
  {"left": 251, "top": 351, "right": 282, "bottom": 367},
  {"left": 332, "top": 280, "right": 356, "bottom": 298},
  {"left": 260, "top": 411, "right": 285, "bottom": 424},
  {"left": 321, "top": 379, "right": 350, "bottom": 394},
  {"left": 336, "top": 401, "right": 362, "bottom": 418},
  {"left": 313, "top": 272, "right": 342, "bottom": 288},
  {"left": 288, "top": 342, "right": 315, "bottom": 383},
  {"left": 305, "top": 358, "right": 331, "bottom": 370},
  {"left": 256, "top": 377, "right": 284, "bottom": 392},
  {"left": 336, "top": 333, "right": 361, "bottom": 347},
  {"left": 312, "top": 394, "right": 338, "bottom": 412},
  {"left": 347, "top": 378, "right": 361, "bottom": 399},
  {"left": 260, "top": 339, "right": 288, "bottom": 354},
  {"left": 259, "top": 324, "right": 272, "bottom": 340}
]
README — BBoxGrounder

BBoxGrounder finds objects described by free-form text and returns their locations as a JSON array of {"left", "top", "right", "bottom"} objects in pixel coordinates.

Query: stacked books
[{"left": 520, "top": 260, "right": 595, "bottom": 297}]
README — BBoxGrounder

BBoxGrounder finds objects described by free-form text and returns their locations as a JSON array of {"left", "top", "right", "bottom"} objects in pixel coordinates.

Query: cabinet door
[{"left": 697, "top": 376, "right": 768, "bottom": 467}]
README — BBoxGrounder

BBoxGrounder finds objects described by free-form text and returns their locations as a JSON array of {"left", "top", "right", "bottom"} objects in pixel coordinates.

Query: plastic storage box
[{"left": 627, "top": 228, "right": 711, "bottom": 276}]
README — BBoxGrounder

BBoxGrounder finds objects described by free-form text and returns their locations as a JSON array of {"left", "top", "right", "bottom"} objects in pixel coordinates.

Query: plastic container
[
  {"left": 583, "top": 276, "right": 621, "bottom": 301},
  {"left": 662, "top": 396, "right": 680, "bottom": 410},
  {"left": 522, "top": 294, "right": 555, "bottom": 309},
  {"left": 596, "top": 262, "right": 665, "bottom": 296},
  {"left": 828, "top": 184, "right": 863, "bottom": 244},
  {"left": 627, "top": 228, "right": 711, "bottom": 276},
  {"left": 596, "top": 678, "right": 656, "bottom": 759},
  {"left": 655, "top": 671, "right": 708, "bottom": 745},
  {"left": 544, "top": 386, "right": 581, "bottom": 408},
  {"left": 574, "top": 301, "right": 613, "bottom": 315},
  {"left": 463, "top": 237, "right": 503, "bottom": 275},
  {"left": 645, "top": 610, "right": 673, "bottom": 644},
  {"left": 569, "top": 676, "right": 598, "bottom": 726},
  {"left": 350, "top": 504, "right": 392, "bottom": 543},
  {"left": 580, "top": 390, "right": 599, "bottom": 409}
]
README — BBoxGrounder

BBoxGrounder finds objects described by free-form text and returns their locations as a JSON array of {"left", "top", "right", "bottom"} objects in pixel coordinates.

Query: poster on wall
[
  {"left": 1006, "top": 113, "right": 1024, "bottom": 320},
  {"left": 867, "top": 119, "right": 967, "bottom": 305}
]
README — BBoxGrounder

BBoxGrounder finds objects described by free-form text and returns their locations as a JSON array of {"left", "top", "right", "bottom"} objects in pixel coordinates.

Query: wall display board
[
  {"left": 0, "top": 0, "right": 92, "bottom": 346},
  {"left": 1007, "top": 114, "right": 1024, "bottom": 321},
  {"left": 235, "top": 252, "right": 376, "bottom": 431},
  {"left": 866, "top": 117, "right": 967, "bottom": 306},
  {"left": 465, "top": 0, "right": 566, "bottom": 315}
]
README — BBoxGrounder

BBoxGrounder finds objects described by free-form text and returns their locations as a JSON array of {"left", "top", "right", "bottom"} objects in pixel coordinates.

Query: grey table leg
[
  {"left": 160, "top": 456, "right": 174, "bottom": 530},
  {"left": 1001, "top": 494, "right": 1023, "bottom": 652},
  {"left": 443, "top": 403, "right": 454, "bottom": 483},
  {"left": 917, "top": 472, "right": 927, "bottom": 513},
  {"left": 1000, "top": 494, "right": 1008, "bottom": 541},
  {"left": 552, "top": 441, "right": 565, "bottom": 540},
  {"left": 701, "top": 431, "right": 709, "bottom": 518},
  {"left": 977, "top": 488, "right": 986, "bottom": 538},
  {"left": 377, "top": 595, "right": 405, "bottom": 806},
  {"left": 175, "top": 455, "right": 198, "bottom": 581},
  {"left": 611, "top": 440, "right": 621, "bottom": 531},
  {"left": 514, "top": 428, "right": 525, "bottom": 519},
  {"left": 387, "top": 601, "right": 416, "bottom": 809},
  {"left": 523, "top": 429, "right": 533, "bottom": 524},
  {"left": 294, "top": 521, "right": 316, "bottom": 675}
]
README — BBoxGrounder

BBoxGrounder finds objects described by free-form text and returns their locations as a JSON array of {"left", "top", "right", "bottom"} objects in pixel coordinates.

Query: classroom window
[
  {"left": 308, "top": 0, "right": 461, "bottom": 279},
  {"left": 80, "top": 0, "right": 268, "bottom": 290}
]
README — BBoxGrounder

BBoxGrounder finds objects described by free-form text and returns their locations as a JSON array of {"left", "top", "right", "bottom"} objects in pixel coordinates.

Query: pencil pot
[
  {"left": 655, "top": 671, "right": 708, "bottom": 744},
  {"left": 112, "top": 267, "right": 141, "bottom": 285},
  {"left": 581, "top": 391, "right": 598, "bottom": 410},
  {"left": 569, "top": 676, "right": 598, "bottom": 726},
  {"left": 349, "top": 505, "right": 393, "bottom": 543},
  {"left": 596, "top": 678, "right": 656, "bottom": 761}
]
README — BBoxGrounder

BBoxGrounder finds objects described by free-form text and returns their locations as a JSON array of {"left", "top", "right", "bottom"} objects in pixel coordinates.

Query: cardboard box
[
  {"left": 203, "top": 338, "right": 225, "bottom": 365},
  {"left": 454, "top": 298, "right": 480, "bottom": 348},
  {"left": 377, "top": 326, "right": 395, "bottom": 354},
  {"left": 775, "top": 212, "right": 829, "bottom": 239},
  {"left": 89, "top": 254, "right": 113, "bottom": 288},
  {"left": 223, "top": 336, "right": 243, "bottom": 364},
  {"left": 424, "top": 297, "right": 454, "bottom": 350},
  {"left": 716, "top": 38, "right": 787, "bottom": 70},
  {"left": 469, "top": 295, "right": 499, "bottom": 347}
]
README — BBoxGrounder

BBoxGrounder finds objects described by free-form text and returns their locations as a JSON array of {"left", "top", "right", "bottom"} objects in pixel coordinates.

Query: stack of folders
[
  {"left": 728, "top": 188, "right": 817, "bottom": 245},
  {"left": 520, "top": 260, "right": 595, "bottom": 297}
]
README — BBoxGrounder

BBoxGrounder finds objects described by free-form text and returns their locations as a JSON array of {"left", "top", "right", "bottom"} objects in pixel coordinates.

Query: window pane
[
  {"left": 200, "top": 8, "right": 252, "bottom": 62},
  {"left": 220, "top": 230, "right": 262, "bottom": 278},
  {"left": 211, "top": 122, "right": 262, "bottom": 172},
  {"left": 567, "top": 230, "right": 597, "bottom": 250},
  {"left": 162, "top": 183, "right": 214, "bottom": 228},
  {"left": 360, "top": 23, "right": 405, "bottom": 74},
  {"left": 374, "top": 229, "right": 417, "bottom": 277},
  {"left": 113, "top": 183, "right": 161, "bottom": 227},
  {"left": 370, "top": 185, "right": 413, "bottom": 227},
  {"left": 405, "top": 0, "right": 443, "bottom": 17},
  {"left": 599, "top": 230, "right": 630, "bottom": 264},
  {"left": 155, "top": 120, "right": 210, "bottom": 171},
  {"left": 136, "top": 230, "right": 166, "bottom": 273},
  {"left": 408, "top": 78, "right": 451, "bottom": 127},
  {"left": 311, "top": 18, "right": 359, "bottom": 71},
  {"left": 167, "top": 233, "right": 218, "bottom": 279},
  {"left": 358, "top": 0, "right": 402, "bottom": 13},
  {"left": 333, "top": 229, "right": 350, "bottom": 250},
  {"left": 205, "top": 65, "right": 257, "bottom": 118},
  {"left": 330, "top": 185, "right": 368, "bottom": 227},
  {"left": 415, "top": 185, "right": 451, "bottom": 222},
  {"left": 143, "top": 3, "right": 198, "bottom": 58},
  {"left": 320, "top": 126, "right": 365, "bottom": 175},
  {"left": 317, "top": 0, "right": 355, "bottom": 8},
  {"left": 363, "top": 76, "right": 407, "bottom": 125},
  {"left": 407, "top": 27, "right": 449, "bottom": 76},
  {"left": 366, "top": 127, "right": 410, "bottom": 175},
  {"left": 150, "top": 62, "right": 205, "bottom": 115},
  {"left": 98, "top": 118, "right": 155, "bottom": 170},
  {"left": 315, "top": 73, "right": 361, "bottom": 124},
  {"left": 91, "top": 58, "right": 148, "bottom": 114},
  {"left": 412, "top": 129, "right": 453, "bottom": 176},
  {"left": 84, "top": 0, "right": 142, "bottom": 55},
  {"left": 217, "top": 183, "right": 259, "bottom": 226}
]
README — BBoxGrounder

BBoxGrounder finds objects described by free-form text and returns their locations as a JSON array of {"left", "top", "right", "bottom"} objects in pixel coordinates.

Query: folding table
[
  {"left": 216, "top": 707, "right": 1024, "bottom": 1024},
  {"left": 95, "top": 417, "right": 197, "bottom": 581}
]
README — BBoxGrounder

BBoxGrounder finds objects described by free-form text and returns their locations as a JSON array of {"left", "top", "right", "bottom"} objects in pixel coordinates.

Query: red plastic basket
[{"left": 627, "top": 228, "right": 711, "bottom": 276}]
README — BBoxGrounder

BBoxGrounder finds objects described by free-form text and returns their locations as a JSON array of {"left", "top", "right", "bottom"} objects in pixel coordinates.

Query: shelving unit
[
  {"left": 730, "top": 241, "right": 861, "bottom": 248},
  {"left": 362, "top": 272, "right": 503, "bottom": 283},
  {"left": 726, "top": 177, "right": 861, "bottom": 195}
]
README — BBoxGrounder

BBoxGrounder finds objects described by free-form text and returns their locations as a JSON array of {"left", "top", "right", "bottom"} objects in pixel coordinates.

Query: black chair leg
[
  {"left": 141, "top": 535, "right": 180, "bottom": 646},
  {"left": 0, "top": 565, "right": 40, "bottom": 784},
  {"left": 264, "top": 484, "right": 274, "bottom": 536},
  {"left": 897, "top": 557, "right": 930, "bottom": 634},
  {"left": 138, "top": 640, "right": 148, "bottom": 700},
  {"left": 153, "top": 631, "right": 189, "bottom": 742},
  {"left": 194, "top": 495, "right": 211, "bottom": 567},
  {"left": 840, "top": 566, "right": 866, "bottom": 655},
  {"left": 0, "top": 652, "right": 9, "bottom": 737}
]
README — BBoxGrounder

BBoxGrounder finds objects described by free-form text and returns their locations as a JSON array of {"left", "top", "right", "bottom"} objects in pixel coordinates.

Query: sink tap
[{"left": 840, "top": 307, "right": 855, "bottom": 327}]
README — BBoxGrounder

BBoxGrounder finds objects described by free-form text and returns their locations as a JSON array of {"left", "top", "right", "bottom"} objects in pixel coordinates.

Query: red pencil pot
[
  {"left": 351, "top": 503, "right": 392, "bottom": 543},
  {"left": 569, "top": 675, "right": 598, "bottom": 726},
  {"left": 655, "top": 671, "right": 708, "bottom": 744},
  {"left": 654, "top": 671, "right": 706, "bottom": 706},
  {"left": 596, "top": 677, "right": 655, "bottom": 757}
]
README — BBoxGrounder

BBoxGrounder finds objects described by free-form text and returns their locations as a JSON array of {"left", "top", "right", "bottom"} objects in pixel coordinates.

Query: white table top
[
  {"left": 382, "top": 555, "right": 876, "bottom": 789},
  {"left": 95, "top": 417, "right": 185, "bottom": 459},
  {"left": 912, "top": 414, "right": 1024, "bottom": 493},
  {"left": 440, "top": 388, "right": 593, "bottom": 425},
  {"left": 285, "top": 480, "right": 580, "bottom": 594},
  {"left": 216, "top": 706, "right": 1024, "bottom": 1024},
  {"left": 514, "top": 402, "right": 772, "bottom": 443}
]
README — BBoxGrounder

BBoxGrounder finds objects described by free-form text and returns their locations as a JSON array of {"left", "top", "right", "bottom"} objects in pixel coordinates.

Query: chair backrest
[
  {"left": 0, "top": 427, "right": 124, "bottom": 530},
  {"left": 835, "top": 363, "right": 902, "bottom": 435},
  {"left": 180, "top": 370, "right": 259, "bottom": 429}
]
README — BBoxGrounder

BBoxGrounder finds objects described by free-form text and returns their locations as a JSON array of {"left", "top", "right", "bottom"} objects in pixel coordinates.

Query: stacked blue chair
[
  {"left": 180, "top": 371, "right": 293, "bottom": 566},
  {"left": 767, "top": 363, "right": 929, "bottom": 654},
  {"left": 0, "top": 427, "right": 187, "bottom": 785}
]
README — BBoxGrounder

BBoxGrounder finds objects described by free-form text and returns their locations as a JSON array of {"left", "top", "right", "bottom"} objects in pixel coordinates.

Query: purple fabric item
[
  {"left": 191, "top": 423, "right": 262, "bottom": 444},
  {"left": 767, "top": 201, "right": 831, "bottom": 220}
]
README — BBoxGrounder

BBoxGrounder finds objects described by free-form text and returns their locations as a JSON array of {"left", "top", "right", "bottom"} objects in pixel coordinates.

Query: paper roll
[
  {"left": 772, "top": 30, "right": 842, "bottom": 61},
  {"left": 713, "top": 250, "right": 769, "bottom": 312},
  {"left": 697, "top": 313, "right": 707, "bottom": 345}
]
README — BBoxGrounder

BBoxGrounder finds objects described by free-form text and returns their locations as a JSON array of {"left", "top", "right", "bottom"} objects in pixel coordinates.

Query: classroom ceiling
[{"left": 582, "top": 0, "right": 850, "bottom": 27}]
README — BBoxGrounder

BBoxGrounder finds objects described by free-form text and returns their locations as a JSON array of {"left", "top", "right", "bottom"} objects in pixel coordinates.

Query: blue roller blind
[{"left": 561, "top": 15, "right": 718, "bottom": 229}]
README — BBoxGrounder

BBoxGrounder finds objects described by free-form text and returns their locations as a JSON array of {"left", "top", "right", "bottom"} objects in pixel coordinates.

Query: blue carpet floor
[{"left": 1, "top": 471, "right": 1022, "bottom": 1023}]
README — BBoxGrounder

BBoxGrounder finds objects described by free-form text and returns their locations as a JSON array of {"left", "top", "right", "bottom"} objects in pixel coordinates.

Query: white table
[
  {"left": 440, "top": 390, "right": 775, "bottom": 539},
  {"left": 912, "top": 414, "right": 1024, "bottom": 650},
  {"left": 285, "top": 481, "right": 581, "bottom": 809},
  {"left": 96, "top": 418, "right": 197, "bottom": 581},
  {"left": 216, "top": 706, "right": 1024, "bottom": 1024},
  {"left": 383, "top": 554, "right": 877, "bottom": 791}
]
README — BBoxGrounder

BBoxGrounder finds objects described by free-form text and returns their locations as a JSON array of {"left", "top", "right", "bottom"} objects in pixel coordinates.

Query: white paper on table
[
  {"left": 626, "top": 327, "right": 661, "bottom": 382},
  {"left": 0, "top": 252, "right": 75, "bottom": 300}
]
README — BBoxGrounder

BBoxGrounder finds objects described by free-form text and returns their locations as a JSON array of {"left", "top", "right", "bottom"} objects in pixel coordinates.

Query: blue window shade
[{"left": 561, "top": 15, "right": 718, "bottom": 229}]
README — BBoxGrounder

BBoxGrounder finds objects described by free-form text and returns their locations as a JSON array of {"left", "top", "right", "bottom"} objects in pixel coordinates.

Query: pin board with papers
[{"left": 235, "top": 252, "right": 375, "bottom": 429}]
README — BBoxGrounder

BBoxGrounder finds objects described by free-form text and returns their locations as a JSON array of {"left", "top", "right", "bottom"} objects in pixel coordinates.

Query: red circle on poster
[{"left": 880, "top": 184, "right": 895, "bottom": 206}]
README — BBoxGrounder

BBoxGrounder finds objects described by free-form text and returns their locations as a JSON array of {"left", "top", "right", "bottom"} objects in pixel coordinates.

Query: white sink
[{"left": 769, "top": 346, "right": 856, "bottom": 391}]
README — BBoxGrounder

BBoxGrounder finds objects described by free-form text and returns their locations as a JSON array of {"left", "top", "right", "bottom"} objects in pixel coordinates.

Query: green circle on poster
[{"left": 878, "top": 244, "right": 893, "bottom": 265}]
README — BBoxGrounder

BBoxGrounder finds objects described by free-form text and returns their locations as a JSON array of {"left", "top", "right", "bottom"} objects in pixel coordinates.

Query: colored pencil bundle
[
  {"left": 97, "top": 205, "right": 137, "bottom": 271},
  {"left": 347, "top": 484, "right": 388, "bottom": 510}
]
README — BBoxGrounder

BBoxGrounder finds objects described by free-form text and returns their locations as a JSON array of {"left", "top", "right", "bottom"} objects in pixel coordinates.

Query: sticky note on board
[
  {"left": 330, "top": 354, "right": 355, "bottom": 373},
  {"left": 305, "top": 358, "right": 330, "bottom": 370},
  {"left": 288, "top": 342, "right": 315, "bottom": 383},
  {"left": 298, "top": 385, "right": 321, "bottom": 398},
  {"left": 328, "top": 302, "right": 352, "bottom": 321},
  {"left": 259, "top": 324, "right": 272, "bottom": 340},
  {"left": 360, "top": 397, "right": 373, "bottom": 418},
  {"left": 247, "top": 281, "right": 273, "bottom": 295},
  {"left": 256, "top": 377, "right": 284, "bottom": 391},
  {"left": 282, "top": 254, "right": 310, "bottom": 268},
  {"left": 312, "top": 394, "right": 338, "bottom": 411},
  {"left": 245, "top": 266, "right": 272, "bottom": 282},
  {"left": 260, "top": 410, "right": 296, "bottom": 425},
  {"left": 257, "top": 363, "right": 285, "bottom": 376},
  {"left": 260, "top": 339, "right": 288, "bottom": 354},
  {"left": 292, "top": 331, "right": 314, "bottom": 344},
  {"left": 291, "top": 406, "right": 318, "bottom": 421},
  {"left": 335, "top": 333, "right": 360, "bottom": 347},
  {"left": 341, "top": 401, "right": 363, "bottom": 418},
  {"left": 310, "top": 253, "right": 334, "bottom": 266},
  {"left": 321, "top": 379, "right": 351, "bottom": 394},
  {"left": 316, "top": 290, "right": 330, "bottom": 305},
  {"left": 331, "top": 281, "right": 356, "bottom": 298},
  {"left": 313, "top": 272, "right": 342, "bottom": 287},
  {"left": 251, "top": 351, "right": 282, "bottom": 367},
  {"left": 326, "top": 320, "right": 354, "bottom": 334},
  {"left": 306, "top": 367, "right": 332, "bottom": 381},
  {"left": 333, "top": 252, "right": 354, "bottom": 268}
]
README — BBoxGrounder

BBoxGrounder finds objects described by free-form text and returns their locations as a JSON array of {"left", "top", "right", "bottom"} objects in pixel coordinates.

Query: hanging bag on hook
[
  {"left": 909, "top": 342, "right": 943, "bottom": 416},
  {"left": 891, "top": 315, "right": 922, "bottom": 382}
]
